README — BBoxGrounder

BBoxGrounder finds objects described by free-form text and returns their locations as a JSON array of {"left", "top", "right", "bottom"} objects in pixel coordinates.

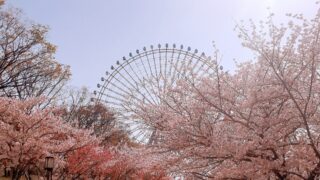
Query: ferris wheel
[{"left": 93, "top": 44, "right": 216, "bottom": 143}]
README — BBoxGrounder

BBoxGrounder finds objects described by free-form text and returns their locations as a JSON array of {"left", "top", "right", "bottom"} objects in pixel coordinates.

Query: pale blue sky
[{"left": 7, "top": 0, "right": 317, "bottom": 90}]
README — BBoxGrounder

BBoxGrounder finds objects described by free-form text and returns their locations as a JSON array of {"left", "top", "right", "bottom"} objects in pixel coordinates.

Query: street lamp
[{"left": 44, "top": 156, "right": 54, "bottom": 180}]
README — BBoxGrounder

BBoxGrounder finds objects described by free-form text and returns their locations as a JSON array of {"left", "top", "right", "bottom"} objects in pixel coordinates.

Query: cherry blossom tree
[
  {"left": 65, "top": 144, "right": 112, "bottom": 179},
  {"left": 102, "top": 146, "right": 169, "bottom": 180},
  {"left": 0, "top": 8, "right": 70, "bottom": 105},
  {"left": 0, "top": 97, "right": 97, "bottom": 179},
  {"left": 134, "top": 6, "right": 320, "bottom": 180},
  {"left": 0, "top": 96, "right": 168, "bottom": 179}
]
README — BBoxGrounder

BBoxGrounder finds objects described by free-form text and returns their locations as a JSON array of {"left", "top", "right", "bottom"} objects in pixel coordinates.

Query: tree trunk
[{"left": 308, "top": 162, "right": 320, "bottom": 180}]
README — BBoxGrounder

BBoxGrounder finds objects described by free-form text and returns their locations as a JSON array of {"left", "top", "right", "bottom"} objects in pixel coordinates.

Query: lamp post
[{"left": 44, "top": 156, "right": 54, "bottom": 180}]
